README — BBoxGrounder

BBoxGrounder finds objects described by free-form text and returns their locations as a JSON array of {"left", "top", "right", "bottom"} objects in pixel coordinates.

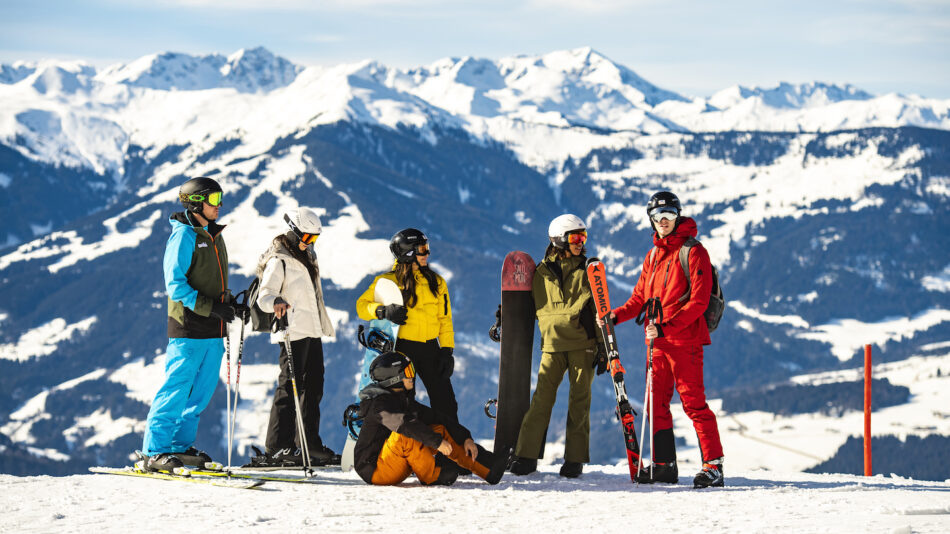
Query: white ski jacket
[{"left": 256, "top": 239, "right": 335, "bottom": 344}]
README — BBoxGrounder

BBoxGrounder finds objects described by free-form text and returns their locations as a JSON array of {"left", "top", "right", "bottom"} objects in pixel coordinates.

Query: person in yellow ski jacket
[{"left": 357, "top": 228, "right": 458, "bottom": 421}]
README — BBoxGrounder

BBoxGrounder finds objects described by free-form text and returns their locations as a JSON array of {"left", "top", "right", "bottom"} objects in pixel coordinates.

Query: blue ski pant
[{"left": 142, "top": 337, "right": 224, "bottom": 456}]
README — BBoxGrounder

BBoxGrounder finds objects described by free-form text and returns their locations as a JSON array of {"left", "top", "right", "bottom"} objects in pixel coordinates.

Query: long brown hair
[
  {"left": 277, "top": 232, "right": 317, "bottom": 282},
  {"left": 544, "top": 243, "right": 587, "bottom": 260},
  {"left": 392, "top": 262, "right": 440, "bottom": 308}
]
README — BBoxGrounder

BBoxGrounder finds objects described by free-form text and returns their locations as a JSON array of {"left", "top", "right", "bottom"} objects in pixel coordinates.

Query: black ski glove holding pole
[
  {"left": 376, "top": 303, "right": 408, "bottom": 325},
  {"left": 230, "top": 291, "right": 251, "bottom": 324},
  {"left": 272, "top": 313, "right": 289, "bottom": 333},
  {"left": 439, "top": 347, "right": 454, "bottom": 378},
  {"left": 210, "top": 300, "right": 236, "bottom": 322}
]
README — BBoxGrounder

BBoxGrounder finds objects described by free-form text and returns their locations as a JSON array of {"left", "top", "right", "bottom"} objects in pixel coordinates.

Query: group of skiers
[{"left": 141, "top": 176, "right": 724, "bottom": 489}]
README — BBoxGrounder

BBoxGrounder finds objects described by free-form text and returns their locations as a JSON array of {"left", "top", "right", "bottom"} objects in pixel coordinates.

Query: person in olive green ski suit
[{"left": 509, "top": 214, "right": 607, "bottom": 479}]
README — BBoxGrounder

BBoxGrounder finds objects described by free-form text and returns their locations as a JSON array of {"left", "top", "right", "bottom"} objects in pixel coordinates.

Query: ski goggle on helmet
[
  {"left": 567, "top": 230, "right": 587, "bottom": 245},
  {"left": 180, "top": 191, "right": 222, "bottom": 207}
]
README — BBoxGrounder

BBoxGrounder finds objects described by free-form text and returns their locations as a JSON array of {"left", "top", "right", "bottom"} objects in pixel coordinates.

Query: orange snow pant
[
  {"left": 648, "top": 343, "right": 724, "bottom": 462},
  {"left": 370, "top": 424, "right": 489, "bottom": 485}
]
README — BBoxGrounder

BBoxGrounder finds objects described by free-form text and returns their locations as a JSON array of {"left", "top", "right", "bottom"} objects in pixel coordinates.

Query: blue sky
[{"left": 2, "top": 0, "right": 948, "bottom": 98}]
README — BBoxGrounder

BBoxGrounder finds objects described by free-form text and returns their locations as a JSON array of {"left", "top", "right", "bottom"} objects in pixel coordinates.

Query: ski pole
[
  {"left": 637, "top": 297, "right": 662, "bottom": 482},
  {"left": 274, "top": 315, "right": 313, "bottom": 475},
  {"left": 637, "top": 342, "right": 651, "bottom": 483},
  {"left": 648, "top": 336, "right": 654, "bottom": 482},
  {"left": 223, "top": 291, "right": 233, "bottom": 471},
  {"left": 228, "top": 290, "right": 248, "bottom": 471}
]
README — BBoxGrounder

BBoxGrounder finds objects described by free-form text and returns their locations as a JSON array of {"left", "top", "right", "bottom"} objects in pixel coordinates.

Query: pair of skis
[
  {"left": 89, "top": 464, "right": 333, "bottom": 489},
  {"left": 585, "top": 258, "right": 642, "bottom": 483}
]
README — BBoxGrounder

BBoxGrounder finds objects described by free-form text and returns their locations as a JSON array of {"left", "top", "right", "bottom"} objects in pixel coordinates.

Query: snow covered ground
[{"left": 1, "top": 466, "right": 948, "bottom": 533}]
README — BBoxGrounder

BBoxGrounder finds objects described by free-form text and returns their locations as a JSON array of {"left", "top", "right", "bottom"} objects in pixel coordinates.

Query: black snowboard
[{"left": 491, "top": 251, "right": 537, "bottom": 455}]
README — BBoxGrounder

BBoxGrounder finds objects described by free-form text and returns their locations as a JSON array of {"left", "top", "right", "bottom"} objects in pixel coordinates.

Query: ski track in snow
[{"left": 1, "top": 468, "right": 949, "bottom": 533}]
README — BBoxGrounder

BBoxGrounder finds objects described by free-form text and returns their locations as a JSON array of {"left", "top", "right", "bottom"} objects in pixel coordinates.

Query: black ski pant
[
  {"left": 265, "top": 337, "right": 325, "bottom": 454},
  {"left": 396, "top": 338, "right": 459, "bottom": 422}
]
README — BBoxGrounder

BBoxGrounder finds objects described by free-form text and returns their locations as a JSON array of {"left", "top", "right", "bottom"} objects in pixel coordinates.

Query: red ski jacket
[{"left": 612, "top": 217, "right": 712, "bottom": 347}]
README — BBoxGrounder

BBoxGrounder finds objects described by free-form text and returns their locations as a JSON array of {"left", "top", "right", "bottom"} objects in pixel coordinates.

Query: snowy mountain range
[{"left": 0, "top": 47, "right": 947, "bottom": 479}]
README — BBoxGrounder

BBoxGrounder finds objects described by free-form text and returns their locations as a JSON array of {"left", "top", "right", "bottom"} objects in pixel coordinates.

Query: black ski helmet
[
  {"left": 646, "top": 191, "right": 682, "bottom": 233},
  {"left": 390, "top": 228, "right": 428, "bottom": 264},
  {"left": 369, "top": 351, "right": 413, "bottom": 388},
  {"left": 646, "top": 191, "right": 681, "bottom": 216},
  {"left": 178, "top": 177, "right": 223, "bottom": 213}
]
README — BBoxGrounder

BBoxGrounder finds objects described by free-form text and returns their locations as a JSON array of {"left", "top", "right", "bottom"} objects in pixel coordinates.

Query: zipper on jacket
[{"left": 210, "top": 229, "right": 227, "bottom": 337}]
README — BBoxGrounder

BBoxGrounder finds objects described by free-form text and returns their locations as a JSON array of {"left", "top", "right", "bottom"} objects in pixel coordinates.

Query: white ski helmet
[
  {"left": 284, "top": 207, "right": 322, "bottom": 242},
  {"left": 548, "top": 213, "right": 587, "bottom": 249}
]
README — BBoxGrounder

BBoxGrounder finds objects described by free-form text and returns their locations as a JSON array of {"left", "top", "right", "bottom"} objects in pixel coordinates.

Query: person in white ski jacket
[{"left": 247, "top": 207, "right": 339, "bottom": 467}]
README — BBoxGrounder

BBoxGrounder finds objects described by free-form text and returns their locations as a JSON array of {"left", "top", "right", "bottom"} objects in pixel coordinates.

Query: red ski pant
[{"left": 647, "top": 343, "right": 723, "bottom": 462}]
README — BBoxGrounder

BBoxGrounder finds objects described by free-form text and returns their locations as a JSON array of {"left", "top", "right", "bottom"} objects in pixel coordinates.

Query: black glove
[
  {"left": 376, "top": 304, "right": 408, "bottom": 325},
  {"left": 439, "top": 347, "right": 455, "bottom": 378},
  {"left": 593, "top": 346, "right": 608, "bottom": 376},
  {"left": 209, "top": 300, "right": 236, "bottom": 323},
  {"left": 229, "top": 293, "right": 251, "bottom": 324}
]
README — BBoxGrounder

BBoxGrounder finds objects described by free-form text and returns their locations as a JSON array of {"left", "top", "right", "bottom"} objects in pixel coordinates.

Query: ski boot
[
  {"left": 559, "top": 461, "right": 583, "bottom": 478},
  {"left": 173, "top": 446, "right": 215, "bottom": 468},
  {"left": 636, "top": 460, "right": 679, "bottom": 484},
  {"left": 144, "top": 453, "right": 185, "bottom": 473},
  {"left": 693, "top": 458, "right": 724, "bottom": 488},
  {"left": 484, "top": 447, "right": 512, "bottom": 485},
  {"left": 243, "top": 447, "right": 299, "bottom": 468},
  {"left": 509, "top": 456, "right": 537, "bottom": 475},
  {"left": 426, "top": 455, "right": 460, "bottom": 486},
  {"left": 310, "top": 444, "right": 341, "bottom": 466}
]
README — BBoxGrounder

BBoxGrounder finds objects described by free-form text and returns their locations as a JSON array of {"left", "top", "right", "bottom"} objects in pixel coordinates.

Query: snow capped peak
[
  {"left": 710, "top": 81, "right": 874, "bottom": 110},
  {"left": 221, "top": 46, "right": 301, "bottom": 92},
  {"left": 29, "top": 62, "right": 97, "bottom": 95},
  {"left": 96, "top": 47, "right": 301, "bottom": 93},
  {"left": 531, "top": 47, "right": 686, "bottom": 107},
  {"left": 388, "top": 48, "right": 684, "bottom": 132},
  {"left": 0, "top": 60, "right": 95, "bottom": 94},
  {"left": 0, "top": 61, "right": 38, "bottom": 85}
]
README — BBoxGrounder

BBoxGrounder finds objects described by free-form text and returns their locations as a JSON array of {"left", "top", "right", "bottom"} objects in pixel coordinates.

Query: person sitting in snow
[{"left": 353, "top": 351, "right": 509, "bottom": 486}]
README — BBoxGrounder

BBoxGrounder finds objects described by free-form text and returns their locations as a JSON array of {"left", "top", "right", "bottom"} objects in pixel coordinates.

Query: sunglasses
[
  {"left": 650, "top": 209, "right": 678, "bottom": 223},
  {"left": 415, "top": 244, "right": 430, "bottom": 256},
  {"left": 403, "top": 362, "right": 416, "bottom": 379},
  {"left": 567, "top": 231, "right": 587, "bottom": 245},
  {"left": 301, "top": 233, "right": 319, "bottom": 245},
  {"left": 181, "top": 191, "right": 223, "bottom": 207}
]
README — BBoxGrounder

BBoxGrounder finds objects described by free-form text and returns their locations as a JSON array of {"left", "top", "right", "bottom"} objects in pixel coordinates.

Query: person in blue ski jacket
[{"left": 141, "top": 176, "right": 247, "bottom": 472}]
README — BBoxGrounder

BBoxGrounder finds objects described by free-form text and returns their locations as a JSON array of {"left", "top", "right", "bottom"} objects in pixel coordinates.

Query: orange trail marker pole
[{"left": 864, "top": 344, "right": 872, "bottom": 477}]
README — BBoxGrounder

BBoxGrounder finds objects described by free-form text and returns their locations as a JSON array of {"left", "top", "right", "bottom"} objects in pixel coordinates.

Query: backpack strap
[{"left": 676, "top": 237, "right": 699, "bottom": 304}]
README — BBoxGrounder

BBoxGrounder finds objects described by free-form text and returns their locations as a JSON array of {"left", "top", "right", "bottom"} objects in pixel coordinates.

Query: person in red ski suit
[{"left": 605, "top": 191, "right": 724, "bottom": 488}]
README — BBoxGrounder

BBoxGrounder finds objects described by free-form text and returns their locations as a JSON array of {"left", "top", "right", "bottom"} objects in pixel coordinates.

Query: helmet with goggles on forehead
[
  {"left": 284, "top": 208, "right": 322, "bottom": 246},
  {"left": 646, "top": 191, "right": 681, "bottom": 216},
  {"left": 369, "top": 351, "right": 415, "bottom": 389},
  {"left": 548, "top": 214, "right": 588, "bottom": 249},
  {"left": 178, "top": 177, "right": 223, "bottom": 214},
  {"left": 390, "top": 228, "right": 429, "bottom": 264},
  {"left": 646, "top": 191, "right": 681, "bottom": 227}
]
